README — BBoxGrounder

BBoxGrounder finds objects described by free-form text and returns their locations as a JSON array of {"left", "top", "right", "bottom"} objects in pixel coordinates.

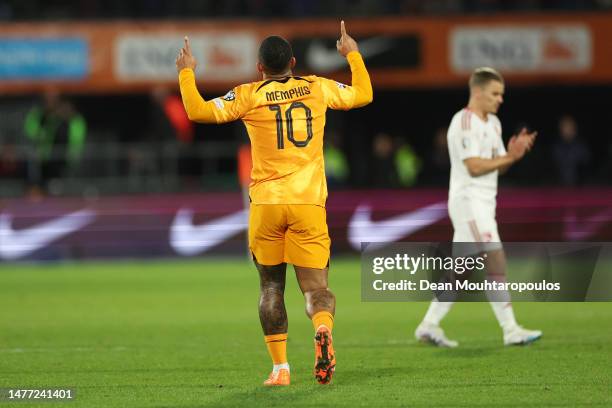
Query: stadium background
[
  {"left": 0, "top": 2, "right": 611, "bottom": 407},
  {"left": 1, "top": 2, "right": 612, "bottom": 258}
]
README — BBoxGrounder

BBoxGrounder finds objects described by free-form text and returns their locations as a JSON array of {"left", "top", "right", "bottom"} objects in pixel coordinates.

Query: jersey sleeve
[
  {"left": 319, "top": 77, "right": 355, "bottom": 110},
  {"left": 208, "top": 85, "right": 252, "bottom": 123},
  {"left": 319, "top": 51, "right": 373, "bottom": 110},
  {"left": 495, "top": 120, "right": 507, "bottom": 156},
  {"left": 178, "top": 68, "right": 251, "bottom": 124},
  {"left": 452, "top": 127, "right": 480, "bottom": 160},
  {"left": 498, "top": 135, "right": 507, "bottom": 156}
]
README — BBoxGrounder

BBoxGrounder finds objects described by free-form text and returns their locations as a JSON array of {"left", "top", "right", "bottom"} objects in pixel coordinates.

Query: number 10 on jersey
[{"left": 269, "top": 102, "right": 313, "bottom": 149}]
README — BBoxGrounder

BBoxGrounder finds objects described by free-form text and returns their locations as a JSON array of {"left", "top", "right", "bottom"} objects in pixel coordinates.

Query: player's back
[
  {"left": 178, "top": 50, "right": 372, "bottom": 207},
  {"left": 239, "top": 75, "right": 334, "bottom": 206}
]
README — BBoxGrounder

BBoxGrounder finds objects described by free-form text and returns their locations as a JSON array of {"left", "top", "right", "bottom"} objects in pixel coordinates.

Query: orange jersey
[{"left": 179, "top": 51, "right": 372, "bottom": 206}]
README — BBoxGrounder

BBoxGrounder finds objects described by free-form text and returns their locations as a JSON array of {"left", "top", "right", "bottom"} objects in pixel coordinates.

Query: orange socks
[
  {"left": 312, "top": 311, "right": 334, "bottom": 331},
  {"left": 263, "top": 312, "right": 334, "bottom": 366},
  {"left": 264, "top": 333, "right": 288, "bottom": 364}
]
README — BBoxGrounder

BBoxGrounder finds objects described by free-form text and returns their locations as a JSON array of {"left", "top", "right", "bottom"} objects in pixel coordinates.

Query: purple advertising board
[{"left": 0, "top": 188, "right": 611, "bottom": 261}]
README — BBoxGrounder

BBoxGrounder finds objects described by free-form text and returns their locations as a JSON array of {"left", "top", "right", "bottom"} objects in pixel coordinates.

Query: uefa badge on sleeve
[{"left": 222, "top": 90, "right": 236, "bottom": 101}]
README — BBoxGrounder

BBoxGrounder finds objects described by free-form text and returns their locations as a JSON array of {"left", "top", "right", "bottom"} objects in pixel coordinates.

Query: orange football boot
[
  {"left": 314, "top": 326, "right": 336, "bottom": 384},
  {"left": 263, "top": 368, "right": 290, "bottom": 386}
]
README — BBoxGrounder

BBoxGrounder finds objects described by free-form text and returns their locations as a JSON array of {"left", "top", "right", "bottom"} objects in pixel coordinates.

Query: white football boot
[
  {"left": 415, "top": 322, "right": 459, "bottom": 348},
  {"left": 503, "top": 325, "right": 542, "bottom": 346}
]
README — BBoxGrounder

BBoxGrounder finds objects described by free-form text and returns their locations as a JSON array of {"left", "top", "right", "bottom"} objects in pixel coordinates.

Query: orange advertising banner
[{"left": 0, "top": 13, "right": 610, "bottom": 94}]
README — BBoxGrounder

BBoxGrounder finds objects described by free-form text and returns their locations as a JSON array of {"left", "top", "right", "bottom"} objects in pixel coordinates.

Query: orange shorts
[{"left": 249, "top": 204, "right": 331, "bottom": 269}]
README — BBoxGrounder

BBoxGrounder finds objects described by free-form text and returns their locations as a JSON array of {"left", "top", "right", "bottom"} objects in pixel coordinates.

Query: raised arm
[
  {"left": 336, "top": 20, "right": 373, "bottom": 107},
  {"left": 175, "top": 36, "right": 215, "bottom": 123},
  {"left": 176, "top": 36, "right": 248, "bottom": 124}
]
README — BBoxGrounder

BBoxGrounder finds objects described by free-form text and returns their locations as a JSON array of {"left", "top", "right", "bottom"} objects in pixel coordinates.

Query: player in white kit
[{"left": 415, "top": 67, "right": 542, "bottom": 347}]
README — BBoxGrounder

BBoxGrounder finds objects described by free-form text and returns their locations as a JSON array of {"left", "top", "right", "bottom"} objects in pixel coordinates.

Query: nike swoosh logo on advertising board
[
  {"left": 171, "top": 203, "right": 447, "bottom": 256},
  {"left": 0, "top": 209, "right": 96, "bottom": 260},
  {"left": 306, "top": 37, "right": 393, "bottom": 72},
  {"left": 348, "top": 202, "right": 448, "bottom": 250},
  {"left": 563, "top": 207, "right": 612, "bottom": 241},
  {"left": 170, "top": 208, "right": 248, "bottom": 256}
]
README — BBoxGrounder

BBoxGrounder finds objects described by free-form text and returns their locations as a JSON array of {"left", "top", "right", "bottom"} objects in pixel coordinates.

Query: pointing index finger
[
  {"left": 184, "top": 36, "right": 191, "bottom": 54},
  {"left": 341, "top": 20, "right": 346, "bottom": 37}
]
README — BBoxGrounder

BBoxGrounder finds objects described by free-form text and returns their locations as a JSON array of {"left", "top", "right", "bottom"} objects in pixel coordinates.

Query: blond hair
[{"left": 469, "top": 67, "right": 504, "bottom": 89}]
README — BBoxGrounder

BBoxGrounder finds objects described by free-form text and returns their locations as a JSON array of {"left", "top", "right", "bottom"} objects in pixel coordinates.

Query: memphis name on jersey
[
  {"left": 266, "top": 85, "right": 311, "bottom": 102},
  {"left": 447, "top": 108, "right": 507, "bottom": 203}
]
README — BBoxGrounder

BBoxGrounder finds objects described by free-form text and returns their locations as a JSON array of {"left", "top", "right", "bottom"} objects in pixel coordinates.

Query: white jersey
[{"left": 447, "top": 108, "right": 506, "bottom": 205}]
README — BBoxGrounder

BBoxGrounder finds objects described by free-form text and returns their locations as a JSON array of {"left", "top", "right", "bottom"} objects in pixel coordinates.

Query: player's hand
[
  {"left": 507, "top": 137, "right": 526, "bottom": 160},
  {"left": 336, "top": 20, "right": 359, "bottom": 57},
  {"left": 507, "top": 128, "right": 536, "bottom": 160},
  {"left": 176, "top": 36, "right": 197, "bottom": 73},
  {"left": 516, "top": 127, "right": 537, "bottom": 152},
  {"left": 507, "top": 135, "right": 525, "bottom": 160}
]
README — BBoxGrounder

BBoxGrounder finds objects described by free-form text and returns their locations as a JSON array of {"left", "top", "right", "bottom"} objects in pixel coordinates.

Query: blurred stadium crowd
[
  {"left": 0, "top": 87, "right": 607, "bottom": 197},
  {"left": 0, "top": 1, "right": 610, "bottom": 198},
  {"left": 0, "top": 0, "right": 611, "bottom": 20}
]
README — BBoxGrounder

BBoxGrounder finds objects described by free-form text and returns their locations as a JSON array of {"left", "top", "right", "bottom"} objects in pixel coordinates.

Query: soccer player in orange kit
[{"left": 176, "top": 21, "right": 372, "bottom": 385}]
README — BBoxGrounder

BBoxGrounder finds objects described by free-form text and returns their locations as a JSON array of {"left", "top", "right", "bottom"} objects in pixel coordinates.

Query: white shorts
[{"left": 448, "top": 196, "right": 502, "bottom": 254}]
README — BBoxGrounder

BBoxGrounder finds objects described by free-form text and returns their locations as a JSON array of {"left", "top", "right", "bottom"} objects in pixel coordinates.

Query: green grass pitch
[{"left": 0, "top": 258, "right": 610, "bottom": 407}]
